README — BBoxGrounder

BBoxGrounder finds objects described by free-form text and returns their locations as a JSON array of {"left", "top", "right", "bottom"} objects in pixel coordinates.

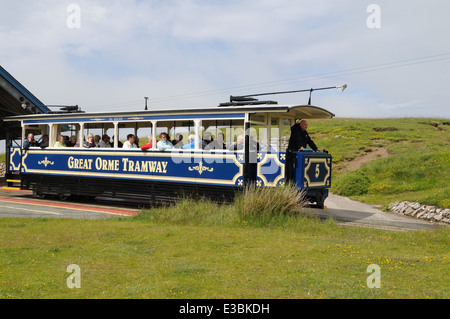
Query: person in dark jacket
[
  {"left": 23, "top": 133, "right": 38, "bottom": 150},
  {"left": 287, "top": 120, "right": 321, "bottom": 152},
  {"left": 286, "top": 120, "right": 321, "bottom": 182}
]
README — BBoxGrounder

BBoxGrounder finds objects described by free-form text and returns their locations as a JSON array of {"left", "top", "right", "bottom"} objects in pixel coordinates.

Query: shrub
[
  {"left": 333, "top": 171, "right": 371, "bottom": 196},
  {"left": 234, "top": 183, "right": 306, "bottom": 223}
]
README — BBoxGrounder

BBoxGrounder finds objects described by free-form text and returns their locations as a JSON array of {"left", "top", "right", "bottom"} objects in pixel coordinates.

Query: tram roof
[{"left": 4, "top": 104, "right": 334, "bottom": 123}]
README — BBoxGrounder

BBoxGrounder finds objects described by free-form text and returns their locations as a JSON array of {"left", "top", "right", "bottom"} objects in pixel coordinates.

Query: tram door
[{"left": 5, "top": 130, "right": 22, "bottom": 188}]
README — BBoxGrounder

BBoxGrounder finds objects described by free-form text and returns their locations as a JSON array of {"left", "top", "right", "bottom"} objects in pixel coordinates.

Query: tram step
[{"left": 6, "top": 179, "right": 21, "bottom": 183}]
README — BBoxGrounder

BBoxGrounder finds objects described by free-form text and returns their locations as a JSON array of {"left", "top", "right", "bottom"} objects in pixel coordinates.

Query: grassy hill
[
  {"left": 0, "top": 119, "right": 449, "bottom": 299},
  {"left": 306, "top": 118, "right": 450, "bottom": 209}
]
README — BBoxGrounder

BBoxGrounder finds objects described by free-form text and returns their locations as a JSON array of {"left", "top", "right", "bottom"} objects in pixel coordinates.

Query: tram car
[{"left": 4, "top": 100, "right": 334, "bottom": 208}]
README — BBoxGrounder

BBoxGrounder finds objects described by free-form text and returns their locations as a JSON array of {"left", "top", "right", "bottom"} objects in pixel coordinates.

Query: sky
[{"left": 1, "top": 0, "right": 450, "bottom": 119}]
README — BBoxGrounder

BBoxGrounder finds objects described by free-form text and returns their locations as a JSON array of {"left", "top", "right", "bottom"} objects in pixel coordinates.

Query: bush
[
  {"left": 234, "top": 183, "right": 306, "bottom": 223},
  {"left": 333, "top": 172, "right": 371, "bottom": 196}
]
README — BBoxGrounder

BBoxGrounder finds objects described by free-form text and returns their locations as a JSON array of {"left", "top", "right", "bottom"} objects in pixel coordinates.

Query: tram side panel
[{"left": 19, "top": 148, "right": 245, "bottom": 202}]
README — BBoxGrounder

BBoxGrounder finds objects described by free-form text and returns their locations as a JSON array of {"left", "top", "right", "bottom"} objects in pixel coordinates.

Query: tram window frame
[
  {"left": 50, "top": 123, "right": 81, "bottom": 148},
  {"left": 23, "top": 124, "right": 49, "bottom": 148},
  {"left": 117, "top": 121, "right": 152, "bottom": 149},
  {"left": 249, "top": 114, "right": 268, "bottom": 152},
  {"left": 168, "top": 120, "right": 194, "bottom": 149}
]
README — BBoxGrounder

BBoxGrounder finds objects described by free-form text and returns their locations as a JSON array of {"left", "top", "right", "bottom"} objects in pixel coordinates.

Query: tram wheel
[
  {"left": 58, "top": 193, "right": 69, "bottom": 201},
  {"left": 316, "top": 194, "right": 325, "bottom": 209}
]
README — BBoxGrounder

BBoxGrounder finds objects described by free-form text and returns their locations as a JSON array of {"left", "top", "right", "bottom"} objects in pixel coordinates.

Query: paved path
[
  {"left": 0, "top": 188, "right": 139, "bottom": 219},
  {"left": 309, "top": 193, "right": 442, "bottom": 231},
  {"left": 0, "top": 188, "right": 445, "bottom": 231}
]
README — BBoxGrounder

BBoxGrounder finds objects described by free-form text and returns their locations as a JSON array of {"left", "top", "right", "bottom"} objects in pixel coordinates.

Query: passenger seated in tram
[
  {"left": 249, "top": 136, "right": 260, "bottom": 151},
  {"left": 23, "top": 133, "right": 39, "bottom": 149},
  {"left": 63, "top": 135, "right": 70, "bottom": 146},
  {"left": 182, "top": 134, "right": 199, "bottom": 149},
  {"left": 172, "top": 134, "right": 184, "bottom": 149},
  {"left": 39, "top": 134, "right": 49, "bottom": 149},
  {"left": 54, "top": 135, "right": 67, "bottom": 148},
  {"left": 141, "top": 134, "right": 153, "bottom": 151},
  {"left": 123, "top": 134, "right": 138, "bottom": 148},
  {"left": 67, "top": 135, "right": 77, "bottom": 147},
  {"left": 94, "top": 135, "right": 101, "bottom": 147},
  {"left": 205, "top": 132, "right": 226, "bottom": 150},
  {"left": 85, "top": 133, "right": 97, "bottom": 148},
  {"left": 98, "top": 134, "right": 111, "bottom": 148},
  {"left": 228, "top": 134, "right": 244, "bottom": 151},
  {"left": 157, "top": 132, "right": 174, "bottom": 151},
  {"left": 201, "top": 132, "right": 213, "bottom": 149}
]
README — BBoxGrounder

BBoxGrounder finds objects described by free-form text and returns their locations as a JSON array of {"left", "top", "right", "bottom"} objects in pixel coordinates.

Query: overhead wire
[{"left": 85, "top": 52, "right": 450, "bottom": 110}]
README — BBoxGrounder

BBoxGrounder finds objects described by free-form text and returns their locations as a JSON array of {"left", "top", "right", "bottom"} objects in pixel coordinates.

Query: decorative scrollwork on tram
[
  {"left": 188, "top": 161, "right": 214, "bottom": 175},
  {"left": 38, "top": 157, "right": 55, "bottom": 167}
]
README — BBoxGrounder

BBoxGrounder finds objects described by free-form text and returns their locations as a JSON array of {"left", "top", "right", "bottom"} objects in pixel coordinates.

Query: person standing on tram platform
[
  {"left": 286, "top": 120, "right": 321, "bottom": 182},
  {"left": 287, "top": 120, "right": 321, "bottom": 152}
]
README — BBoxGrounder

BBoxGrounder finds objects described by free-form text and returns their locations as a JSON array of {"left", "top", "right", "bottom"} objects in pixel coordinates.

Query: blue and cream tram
[{"left": 4, "top": 102, "right": 334, "bottom": 208}]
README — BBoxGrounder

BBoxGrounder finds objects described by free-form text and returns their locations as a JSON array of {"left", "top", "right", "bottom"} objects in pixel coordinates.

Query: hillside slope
[{"left": 307, "top": 118, "right": 449, "bottom": 209}]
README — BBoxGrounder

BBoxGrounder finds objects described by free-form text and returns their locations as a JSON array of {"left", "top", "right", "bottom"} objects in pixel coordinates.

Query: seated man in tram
[
  {"left": 157, "top": 132, "right": 174, "bottom": 151},
  {"left": 94, "top": 135, "right": 101, "bottom": 147},
  {"left": 23, "top": 133, "right": 39, "bottom": 150},
  {"left": 54, "top": 135, "right": 67, "bottom": 147},
  {"left": 67, "top": 135, "right": 77, "bottom": 147},
  {"left": 205, "top": 132, "right": 226, "bottom": 150},
  {"left": 122, "top": 134, "right": 138, "bottom": 148},
  {"left": 98, "top": 134, "right": 111, "bottom": 148}
]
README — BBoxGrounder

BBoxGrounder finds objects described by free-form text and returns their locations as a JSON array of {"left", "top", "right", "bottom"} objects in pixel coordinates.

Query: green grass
[
  {"left": 0, "top": 118, "right": 449, "bottom": 299},
  {"left": 306, "top": 118, "right": 450, "bottom": 209},
  {"left": 0, "top": 190, "right": 449, "bottom": 299}
]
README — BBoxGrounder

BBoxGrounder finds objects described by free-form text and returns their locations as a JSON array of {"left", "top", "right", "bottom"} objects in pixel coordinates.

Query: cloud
[{"left": 0, "top": 0, "right": 449, "bottom": 117}]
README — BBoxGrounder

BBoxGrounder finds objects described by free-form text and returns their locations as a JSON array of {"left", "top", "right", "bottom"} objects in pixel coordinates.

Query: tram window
[
  {"left": 225, "top": 120, "right": 245, "bottom": 148},
  {"left": 117, "top": 122, "right": 152, "bottom": 148},
  {"left": 199, "top": 120, "right": 225, "bottom": 150},
  {"left": 23, "top": 124, "right": 49, "bottom": 148},
  {"left": 281, "top": 118, "right": 293, "bottom": 151},
  {"left": 169, "top": 120, "right": 194, "bottom": 148},
  {"left": 270, "top": 117, "right": 280, "bottom": 152},
  {"left": 250, "top": 114, "right": 268, "bottom": 151},
  {"left": 83, "top": 124, "right": 103, "bottom": 147},
  {"left": 51, "top": 124, "right": 80, "bottom": 147}
]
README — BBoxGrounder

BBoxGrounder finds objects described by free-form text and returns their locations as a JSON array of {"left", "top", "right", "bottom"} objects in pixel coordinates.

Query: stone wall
[
  {"left": 389, "top": 201, "right": 450, "bottom": 225},
  {"left": 0, "top": 163, "right": 5, "bottom": 178}
]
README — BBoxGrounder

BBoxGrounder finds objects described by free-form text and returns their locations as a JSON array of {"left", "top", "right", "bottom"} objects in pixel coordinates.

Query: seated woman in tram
[
  {"left": 228, "top": 134, "right": 244, "bottom": 151},
  {"left": 182, "top": 134, "right": 200, "bottom": 149},
  {"left": 85, "top": 133, "right": 97, "bottom": 148},
  {"left": 157, "top": 132, "right": 174, "bottom": 151},
  {"left": 54, "top": 135, "right": 67, "bottom": 147}
]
